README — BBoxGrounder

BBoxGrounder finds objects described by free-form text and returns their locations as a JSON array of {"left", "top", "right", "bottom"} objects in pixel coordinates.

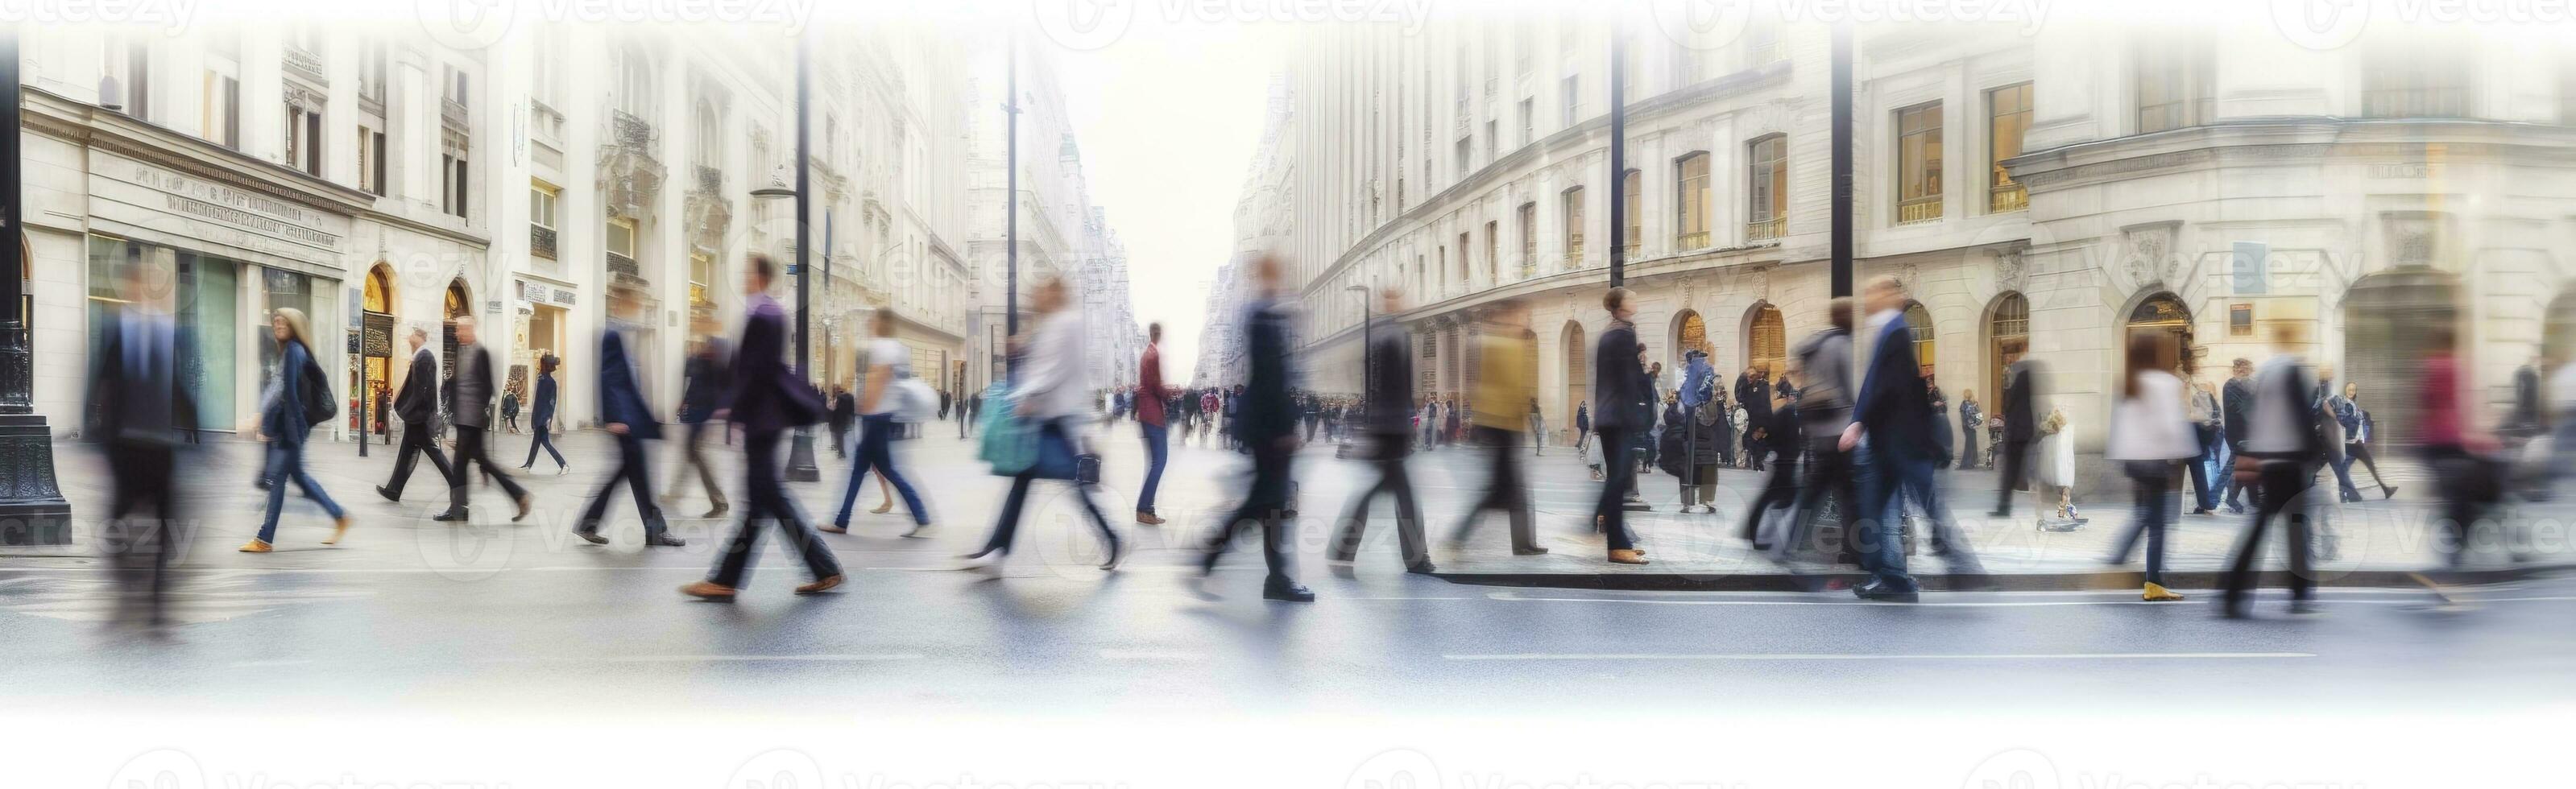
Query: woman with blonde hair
[
  {"left": 244, "top": 307, "right": 350, "bottom": 551},
  {"left": 2105, "top": 333, "right": 2199, "bottom": 600},
  {"left": 2036, "top": 404, "right": 2084, "bottom": 529}
]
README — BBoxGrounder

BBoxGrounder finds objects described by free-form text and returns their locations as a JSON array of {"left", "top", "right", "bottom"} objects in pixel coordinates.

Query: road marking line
[
  {"left": 1098, "top": 650, "right": 1208, "bottom": 662},
  {"left": 1443, "top": 652, "right": 2315, "bottom": 662},
  {"left": 482, "top": 654, "right": 926, "bottom": 664}
]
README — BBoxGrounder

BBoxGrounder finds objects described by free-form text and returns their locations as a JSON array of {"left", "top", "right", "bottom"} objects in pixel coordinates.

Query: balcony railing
[
  {"left": 1675, "top": 231, "right": 1711, "bottom": 250},
  {"left": 612, "top": 109, "right": 654, "bottom": 147},
  {"left": 440, "top": 97, "right": 468, "bottom": 130},
  {"left": 693, "top": 164, "right": 723, "bottom": 196},
  {"left": 1747, "top": 215, "right": 1785, "bottom": 242},
  {"left": 530, "top": 225, "right": 557, "bottom": 259},
  {"left": 607, "top": 251, "right": 640, "bottom": 279},
  {"left": 1988, "top": 183, "right": 2027, "bottom": 213},
  {"left": 284, "top": 46, "right": 326, "bottom": 85},
  {"left": 1897, "top": 196, "right": 1943, "bottom": 225}
]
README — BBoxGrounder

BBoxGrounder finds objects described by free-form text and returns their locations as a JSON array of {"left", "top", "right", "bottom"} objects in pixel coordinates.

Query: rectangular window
[
  {"left": 1518, "top": 202, "right": 1537, "bottom": 278},
  {"left": 2363, "top": 44, "right": 2470, "bottom": 118},
  {"left": 1458, "top": 233, "right": 1472, "bottom": 285},
  {"left": 689, "top": 251, "right": 714, "bottom": 310},
  {"left": 1621, "top": 169, "right": 1641, "bottom": 256},
  {"left": 1561, "top": 75, "right": 1580, "bottom": 126},
  {"left": 1456, "top": 136, "right": 1472, "bottom": 178},
  {"left": 202, "top": 72, "right": 239, "bottom": 148},
  {"left": 1988, "top": 83, "right": 2031, "bottom": 213},
  {"left": 1485, "top": 120, "right": 1499, "bottom": 163},
  {"left": 440, "top": 156, "right": 469, "bottom": 218},
  {"left": 1747, "top": 135, "right": 1787, "bottom": 241},
  {"left": 1519, "top": 98, "right": 1534, "bottom": 145},
  {"left": 607, "top": 218, "right": 637, "bottom": 257},
  {"left": 2135, "top": 35, "right": 2213, "bottom": 133},
  {"left": 286, "top": 106, "right": 321, "bottom": 176},
  {"left": 1484, "top": 221, "right": 1499, "bottom": 283},
  {"left": 2230, "top": 304, "right": 2255, "bottom": 337},
  {"left": 365, "top": 130, "right": 387, "bottom": 196},
  {"left": 1562, "top": 187, "right": 1585, "bottom": 269},
  {"left": 1674, "top": 152, "right": 1711, "bottom": 249},
  {"left": 528, "top": 184, "right": 558, "bottom": 229},
  {"left": 1895, "top": 101, "right": 1944, "bottom": 224}
]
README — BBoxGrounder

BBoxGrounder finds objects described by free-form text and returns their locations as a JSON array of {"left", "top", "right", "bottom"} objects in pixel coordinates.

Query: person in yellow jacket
[{"left": 1448, "top": 297, "right": 1547, "bottom": 556}]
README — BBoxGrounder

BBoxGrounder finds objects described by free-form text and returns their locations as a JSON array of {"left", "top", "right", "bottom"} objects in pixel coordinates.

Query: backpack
[{"left": 299, "top": 354, "right": 336, "bottom": 428}]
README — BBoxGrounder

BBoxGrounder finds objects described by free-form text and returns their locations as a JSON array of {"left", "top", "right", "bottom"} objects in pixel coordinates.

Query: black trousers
[
  {"left": 522, "top": 423, "right": 565, "bottom": 469},
  {"left": 1203, "top": 439, "right": 1296, "bottom": 585},
  {"left": 710, "top": 431, "right": 843, "bottom": 588},
  {"left": 1776, "top": 447, "right": 1853, "bottom": 560},
  {"left": 104, "top": 443, "right": 182, "bottom": 615},
  {"left": 1452, "top": 426, "right": 1537, "bottom": 552},
  {"left": 580, "top": 433, "right": 668, "bottom": 539},
  {"left": 979, "top": 423, "right": 1120, "bottom": 557},
  {"left": 669, "top": 420, "right": 729, "bottom": 507},
  {"left": 1994, "top": 438, "right": 2031, "bottom": 514},
  {"left": 1592, "top": 427, "right": 1638, "bottom": 551},
  {"left": 1331, "top": 432, "right": 1428, "bottom": 565},
  {"left": 382, "top": 420, "right": 456, "bottom": 498},
  {"left": 2223, "top": 440, "right": 2258, "bottom": 509},
  {"left": 2222, "top": 458, "right": 2317, "bottom": 610},
  {"left": 451, "top": 425, "right": 528, "bottom": 510}
]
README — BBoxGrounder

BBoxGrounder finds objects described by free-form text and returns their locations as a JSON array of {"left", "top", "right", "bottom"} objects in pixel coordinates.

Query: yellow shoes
[
  {"left": 237, "top": 539, "right": 272, "bottom": 553},
  {"left": 322, "top": 517, "right": 352, "bottom": 545},
  {"left": 1608, "top": 549, "right": 1650, "bottom": 565},
  {"left": 2143, "top": 582, "right": 2185, "bottom": 601}
]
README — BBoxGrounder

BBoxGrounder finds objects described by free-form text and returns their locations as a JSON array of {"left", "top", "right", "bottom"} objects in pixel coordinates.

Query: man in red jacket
[{"left": 1136, "top": 323, "right": 1174, "bottom": 525}]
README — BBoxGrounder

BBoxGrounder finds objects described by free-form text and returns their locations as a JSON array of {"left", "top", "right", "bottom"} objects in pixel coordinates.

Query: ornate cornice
[{"left": 23, "top": 87, "right": 375, "bottom": 217}]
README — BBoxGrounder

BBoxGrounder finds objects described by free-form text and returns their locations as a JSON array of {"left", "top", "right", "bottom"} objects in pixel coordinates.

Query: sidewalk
[{"left": 1392, "top": 441, "right": 2576, "bottom": 591}]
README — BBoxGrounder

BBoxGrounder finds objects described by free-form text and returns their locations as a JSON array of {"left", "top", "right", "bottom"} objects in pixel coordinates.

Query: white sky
[{"left": 1049, "top": 15, "right": 1282, "bottom": 386}]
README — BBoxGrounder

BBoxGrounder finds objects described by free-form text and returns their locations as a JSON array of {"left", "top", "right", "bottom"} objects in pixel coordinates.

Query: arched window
[
  {"left": 1674, "top": 152, "right": 1711, "bottom": 249},
  {"left": 1745, "top": 304, "right": 1786, "bottom": 378},
  {"left": 1986, "top": 291, "right": 2029, "bottom": 407},
  {"left": 1674, "top": 309, "right": 1713, "bottom": 367},
  {"left": 691, "top": 97, "right": 723, "bottom": 169},
  {"left": 1904, "top": 301, "right": 1936, "bottom": 378},
  {"left": 1563, "top": 320, "right": 1588, "bottom": 433}
]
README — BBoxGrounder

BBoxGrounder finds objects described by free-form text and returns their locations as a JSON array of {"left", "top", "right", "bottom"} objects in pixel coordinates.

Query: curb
[{"left": 1430, "top": 564, "right": 2576, "bottom": 592}]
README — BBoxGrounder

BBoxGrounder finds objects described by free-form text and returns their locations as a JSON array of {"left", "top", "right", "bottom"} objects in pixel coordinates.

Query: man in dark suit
[
  {"left": 826, "top": 385, "right": 855, "bottom": 459},
  {"left": 89, "top": 261, "right": 198, "bottom": 625},
  {"left": 684, "top": 255, "right": 843, "bottom": 599},
  {"left": 1989, "top": 337, "right": 2039, "bottom": 517},
  {"left": 1842, "top": 276, "right": 1984, "bottom": 601},
  {"left": 436, "top": 315, "right": 530, "bottom": 523},
  {"left": 668, "top": 332, "right": 732, "bottom": 517},
  {"left": 1199, "top": 254, "right": 1312, "bottom": 601},
  {"left": 1591, "top": 287, "right": 1651, "bottom": 565},
  {"left": 375, "top": 327, "right": 457, "bottom": 502},
  {"left": 2221, "top": 357, "right": 2257, "bottom": 514},
  {"left": 578, "top": 283, "right": 683, "bottom": 547},
  {"left": 1329, "top": 286, "right": 1435, "bottom": 572},
  {"left": 1736, "top": 364, "right": 1774, "bottom": 472}
]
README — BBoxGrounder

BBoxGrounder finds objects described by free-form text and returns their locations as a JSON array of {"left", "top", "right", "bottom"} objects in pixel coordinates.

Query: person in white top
[
  {"left": 828, "top": 310, "right": 934, "bottom": 536},
  {"left": 967, "top": 276, "right": 1123, "bottom": 570},
  {"left": 2104, "top": 334, "right": 2201, "bottom": 601}
]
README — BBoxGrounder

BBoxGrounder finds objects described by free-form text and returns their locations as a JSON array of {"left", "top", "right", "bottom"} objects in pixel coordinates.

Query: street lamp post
[
  {"left": 752, "top": 23, "right": 822, "bottom": 482},
  {"left": 0, "top": 28, "right": 72, "bottom": 545},
  {"left": 1345, "top": 283, "right": 1371, "bottom": 403}
]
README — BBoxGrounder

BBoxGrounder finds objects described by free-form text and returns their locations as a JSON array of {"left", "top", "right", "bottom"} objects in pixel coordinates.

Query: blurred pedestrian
[
  {"left": 499, "top": 386, "right": 520, "bottom": 434},
  {"left": 1199, "top": 255, "right": 1311, "bottom": 600},
  {"left": 968, "top": 277, "right": 1122, "bottom": 569},
  {"left": 1331, "top": 287, "right": 1435, "bottom": 572},
  {"left": 576, "top": 283, "right": 681, "bottom": 547},
  {"left": 1957, "top": 390, "right": 1982, "bottom": 470},
  {"left": 830, "top": 309, "right": 935, "bottom": 538},
  {"left": 2415, "top": 324, "right": 2498, "bottom": 569},
  {"left": 1591, "top": 287, "right": 1650, "bottom": 565},
  {"left": 90, "top": 259, "right": 200, "bottom": 620},
  {"left": 1768, "top": 299, "right": 1854, "bottom": 560},
  {"left": 1448, "top": 298, "right": 1544, "bottom": 558},
  {"left": 516, "top": 353, "right": 567, "bottom": 475},
  {"left": 375, "top": 327, "right": 456, "bottom": 503},
  {"left": 827, "top": 384, "right": 855, "bottom": 460},
  {"left": 1841, "top": 276, "right": 1982, "bottom": 601},
  {"left": 1737, "top": 363, "right": 1774, "bottom": 473},
  {"left": 2187, "top": 378, "right": 2224, "bottom": 514},
  {"left": 1573, "top": 399, "right": 1592, "bottom": 452},
  {"left": 1135, "top": 322, "right": 1174, "bottom": 526},
  {"left": 2036, "top": 406, "right": 2082, "bottom": 526},
  {"left": 1928, "top": 376, "right": 1954, "bottom": 469},
  {"left": 666, "top": 333, "right": 731, "bottom": 518},
  {"left": 2220, "top": 322, "right": 2326, "bottom": 618},
  {"left": 2334, "top": 382, "right": 2395, "bottom": 501},
  {"left": 1529, "top": 397, "right": 1547, "bottom": 456},
  {"left": 244, "top": 308, "right": 350, "bottom": 551},
  {"left": 2221, "top": 357, "right": 2258, "bottom": 514},
  {"left": 2105, "top": 333, "right": 2197, "bottom": 601},
  {"left": 1990, "top": 337, "right": 2038, "bottom": 517},
  {"left": 441, "top": 316, "right": 532, "bottom": 523},
  {"left": 683, "top": 255, "right": 843, "bottom": 599}
]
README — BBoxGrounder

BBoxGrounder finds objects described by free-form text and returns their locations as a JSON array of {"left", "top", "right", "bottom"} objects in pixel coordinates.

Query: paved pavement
[{"left": 6, "top": 422, "right": 2573, "bottom": 787}]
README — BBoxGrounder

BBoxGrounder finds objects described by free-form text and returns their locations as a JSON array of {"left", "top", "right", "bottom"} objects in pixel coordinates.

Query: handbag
[
  {"left": 977, "top": 385, "right": 1035, "bottom": 475},
  {"left": 1028, "top": 420, "right": 1101, "bottom": 484}
]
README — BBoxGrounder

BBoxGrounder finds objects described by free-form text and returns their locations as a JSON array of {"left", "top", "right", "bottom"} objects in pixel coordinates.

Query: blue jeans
[
  {"left": 257, "top": 440, "right": 345, "bottom": 543},
  {"left": 1138, "top": 422, "right": 1170, "bottom": 514},
  {"left": 834, "top": 414, "right": 930, "bottom": 526}
]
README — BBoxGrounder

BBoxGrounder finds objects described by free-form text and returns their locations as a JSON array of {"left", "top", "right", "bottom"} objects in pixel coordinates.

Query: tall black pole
[
  {"left": 0, "top": 27, "right": 72, "bottom": 545},
  {"left": 1606, "top": 22, "right": 1626, "bottom": 288},
  {"left": 1830, "top": 23, "right": 1854, "bottom": 300},
  {"left": 1004, "top": 32, "right": 1021, "bottom": 361},
  {"left": 784, "top": 23, "right": 820, "bottom": 482}
]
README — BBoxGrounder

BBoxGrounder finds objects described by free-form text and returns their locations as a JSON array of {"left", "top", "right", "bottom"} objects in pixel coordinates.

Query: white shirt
[
  {"left": 2106, "top": 370, "right": 2201, "bottom": 461},
  {"left": 1012, "top": 310, "right": 1091, "bottom": 420},
  {"left": 2550, "top": 362, "right": 2576, "bottom": 419},
  {"left": 859, "top": 337, "right": 906, "bottom": 415}
]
